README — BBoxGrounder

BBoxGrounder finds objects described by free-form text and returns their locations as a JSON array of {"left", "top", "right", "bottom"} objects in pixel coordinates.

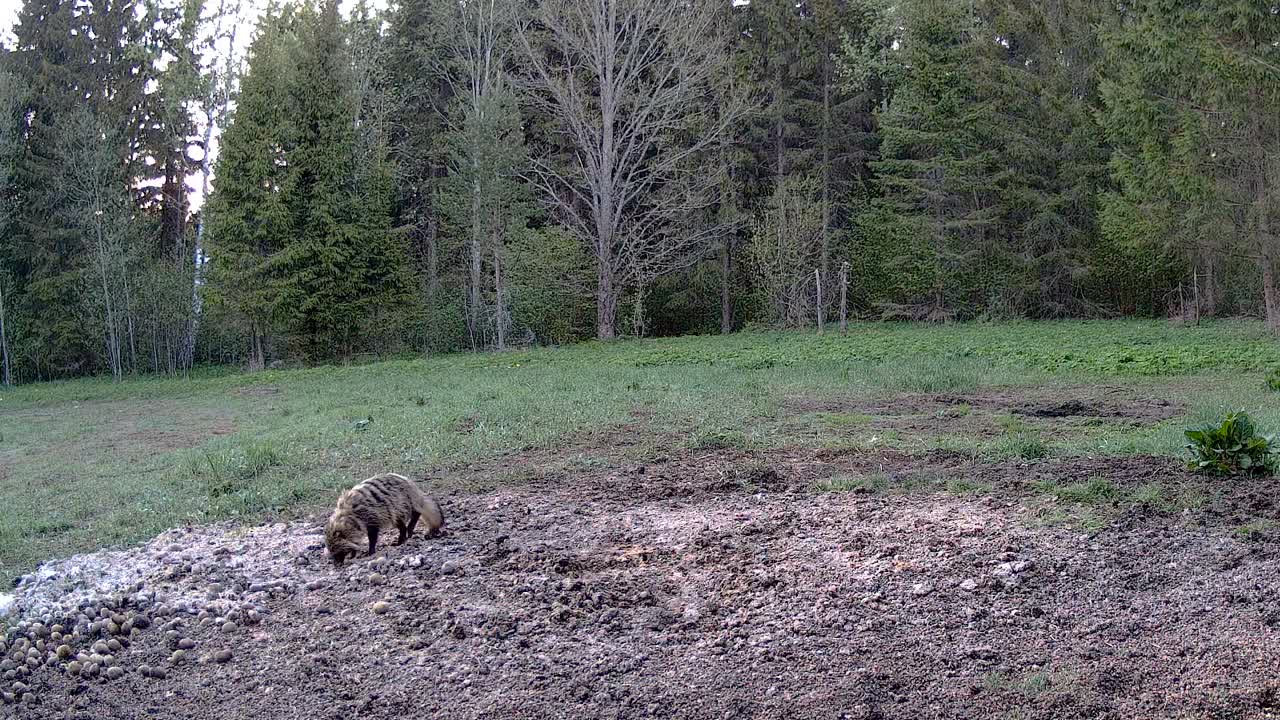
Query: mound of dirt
[{"left": 3, "top": 453, "right": 1279, "bottom": 720}]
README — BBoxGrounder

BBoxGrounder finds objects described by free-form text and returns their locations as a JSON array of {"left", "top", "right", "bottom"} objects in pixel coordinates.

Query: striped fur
[{"left": 324, "top": 473, "right": 444, "bottom": 566}]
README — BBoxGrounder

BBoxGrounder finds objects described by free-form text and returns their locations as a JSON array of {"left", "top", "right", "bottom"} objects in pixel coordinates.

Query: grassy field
[{"left": 2, "top": 319, "right": 1278, "bottom": 576}]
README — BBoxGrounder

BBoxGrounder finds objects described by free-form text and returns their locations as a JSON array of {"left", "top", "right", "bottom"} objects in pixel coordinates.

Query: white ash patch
[{"left": 5, "top": 520, "right": 334, "bottom": 628}]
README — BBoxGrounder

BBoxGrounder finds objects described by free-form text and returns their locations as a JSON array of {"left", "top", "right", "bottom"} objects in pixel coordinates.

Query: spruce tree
[
  {"left": 276, "top": 0, "right": 408, "bottom": 361},
  {"left": 6, "top": 0, "right": 153, "bottom": 378},
  {"left": 203, "top": 5, "right": 298, "bottom": 370},
  {"left": 857, "top": 0, "right": 1000, "bottom": 320},
  {"left": 1099, "top": 1, "right": 1280, "bottom": 327}
]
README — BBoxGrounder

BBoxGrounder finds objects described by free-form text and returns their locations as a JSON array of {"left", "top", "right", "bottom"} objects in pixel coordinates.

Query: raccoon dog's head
[{"left": 325, "top": 513, "right": 363, "bottom": 567}]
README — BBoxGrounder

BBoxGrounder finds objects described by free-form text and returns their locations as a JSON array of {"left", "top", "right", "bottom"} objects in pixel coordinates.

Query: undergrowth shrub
[
  {"left": 1184, "top": 411, "right": 1276, "bottom": 476},
  {"left": 1266, "top": 369, "right": 1280, "bottom": 392},
  {"left": 187, "top": 440, "right": 292, "bottom": 498}
]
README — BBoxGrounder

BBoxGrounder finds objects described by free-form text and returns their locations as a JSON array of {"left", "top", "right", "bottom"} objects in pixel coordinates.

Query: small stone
[
  {"left": 959, "top": 579, "right": 979, "bottom": 592},
  {"left": 441, "top": 560, "right": 462, "bottom": 576},
  {"left": 910, "top": 583, "right": 934, "bottom": 597},
  {"left": 221, "top": 622, "right": 238, "bottom": 634},
  {"left": 67, "top": 661, "right": 82, "bottom": 676},
  {"left": 56, "top": 645, "right": 71, "bottom": 660},
  {"left": 106, "top": 666, "right": 124, "bottom": 680},
  {"left": 50, "top": 625, "right": 64, "bottom": 636},
  {"left": 367, "top": 573, "right": 386, "bottom": 586},
  {"left": 371, "top": 602, "right": 390, "bottom": 615},
  {"left": 170, "top": 650, "right": 187, "bottom": 665},
  {"left": 177, "top": 638, "right": 195, "bottom": 650},
  {"left": 213, "top": 649, "right": 232, "bottom": 664},
  {"left": 106, "top": 639, "right": 122, "bottom": 653},
  {"left": 131, "top": 616, "right": 151, "bottom": 630},
  {"left": 106, "top": 622, "right": 120, "bottom": 635},
  {"left": 84, "top": 663, "right": 100, "bottom": 678}
]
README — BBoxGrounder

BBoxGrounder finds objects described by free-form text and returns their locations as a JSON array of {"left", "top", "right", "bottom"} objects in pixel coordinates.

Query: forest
[{"left": 0, "top": 0, "right": 1277, "bottom": 382}]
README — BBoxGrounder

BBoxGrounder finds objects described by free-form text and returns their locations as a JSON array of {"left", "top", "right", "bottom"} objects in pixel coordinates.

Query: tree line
[{"left": 0, "top": 0, "right": 1277, "bottom": 382}]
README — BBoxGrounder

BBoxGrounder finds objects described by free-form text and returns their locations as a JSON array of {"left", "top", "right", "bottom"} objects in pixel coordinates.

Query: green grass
[
  {"left": 1033, "top": 477, "right": 1122, "bottom": 504},
  {"left": 987, "top": 431, "right": 1052, "bottom": 461},
  {"left": 818, "top": 412, "right": 875, "bottom": 427},
  {"left": 982, "top": 670, "right": 1065, "bottom": 699},
  {"left": 1234, "top": 519, "right": 1279, "bottom": 542},
  {"left": 2, "top": 320, "right": 1279, "bottom": 575}
]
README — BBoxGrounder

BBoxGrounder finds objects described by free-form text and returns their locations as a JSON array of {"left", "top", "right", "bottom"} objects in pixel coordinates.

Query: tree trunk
[
  {"left": 720, "top": 242, "right": 732, "bottom": 334},
  {"left": 248, "top": 319, "right": 266, "bottom": 372},
  {"left": 839, "top": 261, "right": 849, "bottom": 335},
  {"left": 1264, "top": 251, "right": 1279, "bottom": 333},
  {"left": 123, "top": 267, "right": 137, "bottom": 375},
  {"left": 467, "top": 180, "right": 484, "bottom": 350},
  {"left": 631, "top": 284, "right": 646, "bottom": 338},
  {"left": 819, "top": 54, "right": 831, "bottom": 330},
  {"left": 597, "top": 258, "right": 617, "bottom": 340},
  {"left": 424, "top": 210, "right": 439, "bottom": 304},
  {"left": 0, "top": 277, "right": 11, "bottom": 386},
  {"left": 94, "top": 222, "right": 121, "bottom": 381},
  {"left": 815, "top": 268, "right": 823, "bottom": 334},
  {"left": 493, "top": 245, "right": 506, "bottom": 351},
  {"left": 1201, "top": 250, "right": 1218, "bottom": 318},
  {"left": 774, "top": 62, "right": 785, "bottom": 192}
]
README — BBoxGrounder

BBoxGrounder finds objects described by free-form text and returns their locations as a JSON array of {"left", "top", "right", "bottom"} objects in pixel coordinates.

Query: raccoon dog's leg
[
  {"left": 406, "top": 510, "right": 421, "bottom": 538},
  {"left": 366, "top": 525, "right": 380, "bottom": 556}
]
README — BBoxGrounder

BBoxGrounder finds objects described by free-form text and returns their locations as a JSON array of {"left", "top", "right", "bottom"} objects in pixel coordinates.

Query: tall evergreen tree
[
  {"left": 204, "top": 5, "right": 298, "bottom": 370},
  {"left": 851, "top": 0, "right": 1000, "bottom": 320},
  {"left": 277, "top": 0, "right": 408, "bottom": 361},
  {"left": 6, "top": 0, "right": 153, "bottom": 378},
  {"left": 385, "top": 0, "right": 452, "bottom": 349},
  {"left": 1099, "top": 1, "right": 1280, "bottom": 327},
  {"left": 0, "top": 69, "right": 29, "bottom": 386}
]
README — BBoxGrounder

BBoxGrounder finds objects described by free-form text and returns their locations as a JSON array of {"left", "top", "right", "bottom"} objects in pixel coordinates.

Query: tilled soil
[{"left": 3, "top": 451, "right": 1280, "bottom": 720}]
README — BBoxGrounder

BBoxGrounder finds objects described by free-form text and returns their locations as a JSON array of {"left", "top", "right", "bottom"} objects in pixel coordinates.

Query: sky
[{"left": 0, "top": 0, "right": 16, "bottom": 43}]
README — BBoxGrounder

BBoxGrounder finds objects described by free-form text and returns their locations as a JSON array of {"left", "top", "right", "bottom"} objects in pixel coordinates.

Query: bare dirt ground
[{"left": 4, "top": 388, "right": 1280, "bottom": 720}]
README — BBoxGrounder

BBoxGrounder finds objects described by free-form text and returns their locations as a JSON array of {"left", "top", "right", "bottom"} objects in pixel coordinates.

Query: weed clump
[
  {"left": 187, "top": 441, "right": 291, "bottom": 499},
  {"left": 989, "top": 432, "right": 1050, "bottom": 461},
  {"left": 687, "top": 427, "right": 747, "bottom": 450},
  {"left": 1266, "top": 369, "right": 1280, "bottom": 392},
  {"left": 1184, "top": 411, "right": 1276, "bottom": 476}
]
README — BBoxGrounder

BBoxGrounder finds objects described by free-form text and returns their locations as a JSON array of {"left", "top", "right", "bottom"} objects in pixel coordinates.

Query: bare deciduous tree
[
  {"left": 518, "top": 0, "right": 749, "bottom": 339},
  {"left": 748, "top": 176, "right": 824, "bottom": 327},
  {"left": 57, "top": 110, "right": 136, "bottom": 380},
  {"left": 435, "top": 0, "right": 523, "bottom": 350}
]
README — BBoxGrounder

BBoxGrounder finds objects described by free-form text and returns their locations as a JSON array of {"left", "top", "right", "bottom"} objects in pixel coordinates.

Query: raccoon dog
[{"left": 325, "top": 473, "right": 444, "bottom": 566}]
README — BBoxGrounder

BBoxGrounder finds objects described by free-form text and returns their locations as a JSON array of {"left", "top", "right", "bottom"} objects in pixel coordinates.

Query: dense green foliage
[
  {"left": 1, "top": 0, "right": 1279, "bottom": 380},
  {"left": 1184, "top": 411, "right": 1276, "bottom": 476}
]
